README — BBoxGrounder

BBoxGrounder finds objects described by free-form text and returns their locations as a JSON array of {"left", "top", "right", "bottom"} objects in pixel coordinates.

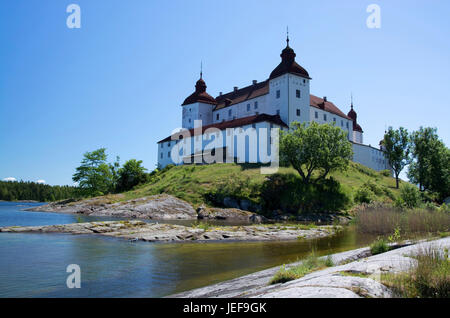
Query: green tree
[
  {"left": 116, "top": 159, "right": 148, "bottom": 192},
  {"left": 72, "top": 148, "right": 114, "bottom": 196},
  {"left": 408, "top": 127, "right": 450, "bottom": 200},
  {"left": 383, "top": 127, "right": 410, "bottom": 189},
  {"left": 280, "top": 122, "right": 353, "bottom": 184}
]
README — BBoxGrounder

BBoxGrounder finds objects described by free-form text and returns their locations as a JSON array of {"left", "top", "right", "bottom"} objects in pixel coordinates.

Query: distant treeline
[{"left": 0, "top": 181, "right": 79, "bottom": 202}]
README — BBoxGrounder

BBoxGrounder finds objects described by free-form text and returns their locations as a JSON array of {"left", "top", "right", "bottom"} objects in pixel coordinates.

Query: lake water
[{"left": 0, "top": 202, "right": 377, "bottom": 297}]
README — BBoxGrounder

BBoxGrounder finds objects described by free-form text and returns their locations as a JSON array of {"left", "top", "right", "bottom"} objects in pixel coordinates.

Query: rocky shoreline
[
  {"left": 0, "top": 220, "right": 340, "bottom": 243},
  {"left": 24, "top": 194, "right": 271, "bottom": 223},
  {"left": 24, "top": 194, "right": 352, "bottom": 224},
  {"left": 169, "top": 237, "right": 450, "bottom": 298}
]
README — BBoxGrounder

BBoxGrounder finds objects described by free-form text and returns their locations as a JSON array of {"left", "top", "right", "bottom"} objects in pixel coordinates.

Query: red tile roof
[
  {"left": 269, "top": 45, "right": 310, "bottom": 80},
  {"left": 214, "top": 79, "right": 350, "bottom": 120},
  {"left": 157, "top": 114, "right": 287, "bottom": 143},
  {"left": 310, "top": 95, "right": 352, "bottom": 120},
  {"left": 182, "top": 78, "right": 218, "bottom": 106},
  {"left": 215, "top": 80, "right": 269, "bottom": 110}
]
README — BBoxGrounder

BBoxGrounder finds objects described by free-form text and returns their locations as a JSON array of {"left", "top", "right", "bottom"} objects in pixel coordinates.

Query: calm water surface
[{"left": 0, "top": 202, "right": 378, "bottom": 297}]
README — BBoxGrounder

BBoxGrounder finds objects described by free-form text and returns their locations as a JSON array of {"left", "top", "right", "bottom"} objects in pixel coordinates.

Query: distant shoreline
[{"left": 0, "top": 200, "right": 43, "bottom": 203}]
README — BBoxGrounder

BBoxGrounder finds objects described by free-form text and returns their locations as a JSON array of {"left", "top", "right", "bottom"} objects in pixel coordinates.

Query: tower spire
[
  {"left": 286, "top": 26, "right": 290, "bottom": 47},
  {"left": 200, "top": 61, "right": 203, "bottom": 79},
  {"left": 351, "top": 92, "right": 354, "bottom": 109}
]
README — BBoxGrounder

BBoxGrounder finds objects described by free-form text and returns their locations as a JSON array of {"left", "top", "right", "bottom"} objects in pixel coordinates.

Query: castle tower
[
  {"left": 181, "top": 72, "right": 217, "bottom": 129},
  {"left": 268, "top": 34, "right": 311, "bottom": 127},
  {"left": 347, "top": 101, "right": 364, "bottom": 143}
]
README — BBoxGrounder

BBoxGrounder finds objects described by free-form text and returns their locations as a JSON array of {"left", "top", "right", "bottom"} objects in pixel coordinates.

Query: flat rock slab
[
  {"left": 26, "top": 194, "right": 198, "bottom": 220},
  {"left": 170, "top": 237, "right": 450, "bottom": 298},
  {"left": 0, "top": 221, "right": 338, "bottom": 243}
]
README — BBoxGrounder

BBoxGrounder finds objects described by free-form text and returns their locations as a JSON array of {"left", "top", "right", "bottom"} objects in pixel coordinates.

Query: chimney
[
  {"left": 252, "top": 80, "right": 257, "bottom": 85},
  {"left": 234, "top": 86, "right": 238, "bottom": 92},
  {"left": 323, "top": 96, "right": 327, "bottom": 102}
]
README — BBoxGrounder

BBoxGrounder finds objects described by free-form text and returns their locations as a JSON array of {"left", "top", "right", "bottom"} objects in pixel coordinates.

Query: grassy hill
[{"left": 84, "top": 162, "right": 401, "bottom": 214}]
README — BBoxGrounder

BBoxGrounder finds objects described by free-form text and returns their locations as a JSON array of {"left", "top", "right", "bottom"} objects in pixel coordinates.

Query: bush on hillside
[
  {"left": 260, "top": 173, "right": 351, "bottom": 214},
  {"left": 354, "top": 186, "right": 376, "bottom": 204},
  {"left": 396, "top": 183, "right": 423, "bottom": 209},
  {"left": 380, "top": 169, "right": 392, "bottom": 177},
  {"left": 204, "top": 175, "right": 260, "bottom": 208}
]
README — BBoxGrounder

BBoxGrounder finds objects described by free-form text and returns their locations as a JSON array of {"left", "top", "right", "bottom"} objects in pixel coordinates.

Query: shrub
[
  {"left": 370, "top": 238, "right": 390, "bottom": 255},
  {"left": 399, "top": 184, "right": 423, "bottom": 209},
  {"left": 380, "top": 170, "right": 392, "bottom": 177},
  {"left": 260, "top": 174, "right": 351, "bottom": 214},
  {"left": 354, "top": 186, "right": 375, "bottom": 204},
  {"left": 363, "top": 181, "right": 385, "bottom": 196},
  {"left": 204, "top": 175, "right": 260, "bottom": 208}
]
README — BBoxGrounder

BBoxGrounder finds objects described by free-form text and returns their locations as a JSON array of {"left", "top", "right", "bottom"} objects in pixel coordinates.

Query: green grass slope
[{"left": 87, "top": 162, "right": 401, "bottom": 212}]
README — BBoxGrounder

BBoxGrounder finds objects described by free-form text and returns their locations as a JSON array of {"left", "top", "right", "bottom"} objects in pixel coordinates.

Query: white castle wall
[{"left": 352, "top": 142, "right": 390, "bottom": 172}]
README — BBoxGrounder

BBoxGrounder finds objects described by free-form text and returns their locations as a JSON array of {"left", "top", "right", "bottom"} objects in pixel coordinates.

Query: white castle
[{"left": 157, "top": 37, "right": 390, "bottom": 172}]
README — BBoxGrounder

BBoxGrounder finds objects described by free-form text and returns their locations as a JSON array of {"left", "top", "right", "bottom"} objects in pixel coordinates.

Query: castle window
[
  {"left": 315, "top": 111, "right": 318, "bottom": 119},
  {"left": 303, "top": 79, "right": 306, "bottom": 83},
  {"left": 168, "top": 152, "right": 170, "bottom": 158},
  {"left": 161, "top": 143, "right": 163, "bottom": 148},
  {"left": 247, "top": 104, "right": 250, "bottom": 111},
  {"left": 216, "top": 114, "right": 219, "bottom": 121},
  {"left": 228, "top": 109, "right": 232, "bottom": 117},
  {"left": 333, "top": 118, "right": 336, "bottom": 123},
  {"left": 189, "top": 118, "right": 191, "bottom": 123},
  {"left": 254, "top": 101, "right": 258, "bottom": 109},
  {"left": 276, "top": 110, "right": 280, "bottom": 115},
  {"left": 168, "top": 142, "right": 171, "bottom": 147},
  {"left": 276, "top": 90, "right": 280, "bottom": 99},
  {"left": 252, "top": 123, "right": 256, "bottom": 129},
  {"left": 296, "top": 109, "right": 300, "bottom": 116},
  {"left": 346, "top": 122, "right": 349, "bottom": 128},
  {"left": 323, "top": 114, "right": 327, "bottom": 121},
  {"left": 161, "top": 153, "right": 163, "bottom": 159},
  {"left": 296, "top": 90, "right": 301, "bottom": 98},
  {"left": 341, "top": 120, "right": 344, "bottom": 127}
]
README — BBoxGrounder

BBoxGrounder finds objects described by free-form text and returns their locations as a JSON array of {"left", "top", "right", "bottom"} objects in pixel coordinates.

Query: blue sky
[{"left": 0, "top": 0, "right": 449, "bottom": 185}]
